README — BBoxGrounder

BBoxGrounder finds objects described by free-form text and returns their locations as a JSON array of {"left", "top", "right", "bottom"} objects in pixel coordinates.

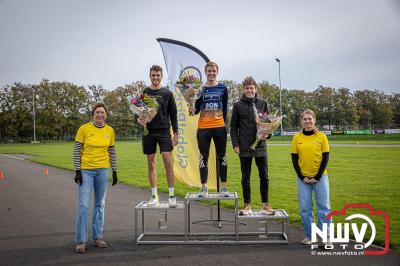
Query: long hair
[{"left": 300, "top": 109, "right": 318, "bottom": 134}]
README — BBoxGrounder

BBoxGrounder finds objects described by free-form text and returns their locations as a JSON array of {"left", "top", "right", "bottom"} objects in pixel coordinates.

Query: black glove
[
  {"left": 112, "top": 171, "right": 118, "bottom": 186},
  {"left": 74, "top": 170, "right": 82, "bottom": 185}
]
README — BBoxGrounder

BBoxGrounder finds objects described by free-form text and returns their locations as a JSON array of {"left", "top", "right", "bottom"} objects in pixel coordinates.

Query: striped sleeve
[
  {"left": 73, "top": 141, "right": 83, "bottom": 170},
  {"left": 108, "top": 146, "right": 117, "bottom": 171}
]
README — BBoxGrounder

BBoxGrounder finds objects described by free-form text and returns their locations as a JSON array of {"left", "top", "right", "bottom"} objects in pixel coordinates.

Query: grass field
[
  {"left": 0, "top": 134, "right": 399, "bottom": 252},
  {"left": 271, "top": 133, "right": 400, "bottom": 144}
]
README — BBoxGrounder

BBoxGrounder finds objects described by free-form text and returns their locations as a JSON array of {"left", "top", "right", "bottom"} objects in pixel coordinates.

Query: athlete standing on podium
[
  {"left": 137, "top": 65, "right": 179, "bottom": 207},
  {"left": 189, "top": 62, "right": 229, "bottom": 197}
]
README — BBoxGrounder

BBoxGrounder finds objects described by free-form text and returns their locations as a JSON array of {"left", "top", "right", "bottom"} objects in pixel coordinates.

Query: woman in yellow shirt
[
  {"left": 73, "top": 103, "right": 118, "bottom": 253},
  {"left": 291, "top": 109, "right": 331, "bottom": 245}
]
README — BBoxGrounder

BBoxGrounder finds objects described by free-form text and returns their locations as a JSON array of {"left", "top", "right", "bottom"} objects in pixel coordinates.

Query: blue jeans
[
  {"left": 297, "top": 175, "right": 331, "bottom": 239},
  {"left": 76, "top": 168, "right": 109, "bottom": 244}
]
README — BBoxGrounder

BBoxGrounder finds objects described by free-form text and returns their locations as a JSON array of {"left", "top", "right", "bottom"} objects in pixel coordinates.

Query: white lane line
[{"left": 0, "top": 154, "right": 25, "bottom": 161}]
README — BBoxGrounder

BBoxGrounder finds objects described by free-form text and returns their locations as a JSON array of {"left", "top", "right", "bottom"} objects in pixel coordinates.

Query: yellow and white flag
[{"left": 157, "top": 38, "right": 217, "bottom": 189}]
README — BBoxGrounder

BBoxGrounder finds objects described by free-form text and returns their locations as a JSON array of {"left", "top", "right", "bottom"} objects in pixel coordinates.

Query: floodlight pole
[
  {"left": 32, "top": 86, "right": 36, "bottom": 142},
  {"left": 275, "top": 58, "right": 283, "bottom": 133}
]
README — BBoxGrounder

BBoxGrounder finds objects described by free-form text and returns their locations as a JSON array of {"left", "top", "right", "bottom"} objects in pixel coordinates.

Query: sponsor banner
[
  {"left": 384, "top": 129, "right": 400, "bottom": 134},
  {"left": 373, "top": 129, "right": 385, "bottom": 135},
  {"left": 344, "top": 130, "right": 373, "bottom": 135},
  {"left": 331, "top": 130, "right": 344, "bottom": 135}
]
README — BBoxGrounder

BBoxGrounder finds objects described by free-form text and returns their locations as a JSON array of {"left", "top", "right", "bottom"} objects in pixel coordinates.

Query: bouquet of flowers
[
  {"left": 128, "top": 94, "right": 158, "bottom": 135},
  {"left": 250, "top": 105, "right": 282, "bottom": 150},
  {"left": 174, "top": 73, "right": 203, "bottom": 110}
]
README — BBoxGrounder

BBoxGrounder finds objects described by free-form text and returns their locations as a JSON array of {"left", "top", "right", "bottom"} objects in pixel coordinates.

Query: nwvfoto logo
[
  {"left": 312, "top": 214, "right": 376, "bottom": 247},
  {"left": 311, "top": 203, "right": 390, "bottom": 256}
]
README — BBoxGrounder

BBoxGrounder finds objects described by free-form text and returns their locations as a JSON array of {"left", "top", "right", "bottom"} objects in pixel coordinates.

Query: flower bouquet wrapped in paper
[
  {"left": 250, "top": 105, "right": 282, "bottom": 150},
  {"left": 128, "top": 94, "right": 158, "bottom": 135},
  {"left": 174, "top": 73, "right": 203, "bottom": 110}
]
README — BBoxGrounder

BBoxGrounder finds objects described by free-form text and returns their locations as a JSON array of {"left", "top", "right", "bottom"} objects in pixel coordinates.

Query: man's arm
[
  {"left": 230, "top": 103, "right": 239, "bottom": 149},
  {"left": 168, "top": 92, "right": 178, "bottom": 134}
]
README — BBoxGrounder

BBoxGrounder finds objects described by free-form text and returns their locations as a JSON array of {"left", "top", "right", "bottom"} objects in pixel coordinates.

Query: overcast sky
[{"left": 0, "top": 0, "right": 399, "bottom": 93}]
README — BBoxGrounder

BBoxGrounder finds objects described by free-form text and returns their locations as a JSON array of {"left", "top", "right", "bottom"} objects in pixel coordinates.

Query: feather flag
[{"left": 157, "top": 38, "right": 217, "bottom": 189}]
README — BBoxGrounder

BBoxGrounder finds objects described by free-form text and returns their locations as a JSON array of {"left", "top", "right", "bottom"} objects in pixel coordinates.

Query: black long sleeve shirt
[{"left": 143, "top": 87, "right": 178, "bottom": 134}]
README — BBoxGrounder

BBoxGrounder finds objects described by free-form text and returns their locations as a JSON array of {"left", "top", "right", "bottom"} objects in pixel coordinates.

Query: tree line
[{"left": 1, "top": 79, "right": 399, "bottom": 142}]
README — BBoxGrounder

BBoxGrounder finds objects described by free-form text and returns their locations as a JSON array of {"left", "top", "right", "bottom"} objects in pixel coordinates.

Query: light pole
[
  {"left": 275, "top": 58, "right": 283, "bottom": 133},
  {"left": 32, "top": 85, "right": 37, "bottom": 142}
]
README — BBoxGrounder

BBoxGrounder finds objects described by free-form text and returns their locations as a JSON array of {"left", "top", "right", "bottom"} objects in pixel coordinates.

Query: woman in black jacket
[{"left": 230, "top": 76, "right": 274, "bottom": 215}]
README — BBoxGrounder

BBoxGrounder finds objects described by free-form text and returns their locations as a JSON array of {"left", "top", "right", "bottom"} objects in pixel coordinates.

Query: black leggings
[
  {"left": 197, "top": 127, "right": 227, "bottom": 184},
  {"left": 240, "top": 156, "right": 269, "bottom": 204}
]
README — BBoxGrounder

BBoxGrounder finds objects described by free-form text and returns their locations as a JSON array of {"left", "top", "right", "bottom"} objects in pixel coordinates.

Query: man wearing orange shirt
[{"left": 189, "top": 62, "right": 228, "bottom": 197}]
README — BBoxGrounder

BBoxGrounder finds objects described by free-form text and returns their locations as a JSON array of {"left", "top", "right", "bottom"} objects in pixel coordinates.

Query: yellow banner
[{"left": 172, "top": 89, "right": 217, "bottom": 189}]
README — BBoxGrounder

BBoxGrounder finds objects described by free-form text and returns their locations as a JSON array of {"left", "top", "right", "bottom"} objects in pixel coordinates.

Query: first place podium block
[{"left": 185, "top": 192, "right": 239, "bottom": 243}]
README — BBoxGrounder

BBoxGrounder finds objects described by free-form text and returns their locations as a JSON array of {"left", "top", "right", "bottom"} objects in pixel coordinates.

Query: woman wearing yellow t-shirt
[
  {"left": 73, "top": 103, "right": 118, "bottom": 253},
  {"left": 291, "top": 109, "right": 331, "bottom": 245}
]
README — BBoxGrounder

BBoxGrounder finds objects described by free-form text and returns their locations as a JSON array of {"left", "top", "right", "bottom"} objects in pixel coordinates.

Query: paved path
[{"left": 0, "top": 154, "right": 398, "bottom": 265}]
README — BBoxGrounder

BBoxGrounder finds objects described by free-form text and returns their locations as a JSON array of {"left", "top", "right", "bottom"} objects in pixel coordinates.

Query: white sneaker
[
  {"left": 147, "top": 195, "right": 159, "bottom": 207},
  {"left": 168, "top": 196, "right": 177, "bottom": 208},
  {"left": 239, "top": 204, "right": 252, "bottom": 216},
  {"left": 301, "top": 238, "right": 312, "bottom": 245},
  {"left": 198, "top": 187, "right": 208, "bottom": 197},
  {"left": 220, "top": 187, "right": 230, "bottom": 197},
  {"left": 260, "top": 203, "right": 275, "bottom": 215}
]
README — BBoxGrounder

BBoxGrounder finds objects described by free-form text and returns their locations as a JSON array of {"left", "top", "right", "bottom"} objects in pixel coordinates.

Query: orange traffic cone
[
  {"left": 0, "top": 171, "right": 4, "bottom": 179},
  {"left": 44, "top": 168, "right": 49, "bottom": 176}
]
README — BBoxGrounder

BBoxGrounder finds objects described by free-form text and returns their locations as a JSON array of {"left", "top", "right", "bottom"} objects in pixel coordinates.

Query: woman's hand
[
  {"left": 74, "top": 170, "right": 82, "bottom": 185},
  {"left": 112, "top": 171, "right": 118, "bottom": 186},
  {"left": 303, "top": 177, "right": 318, "bottom": 184}
]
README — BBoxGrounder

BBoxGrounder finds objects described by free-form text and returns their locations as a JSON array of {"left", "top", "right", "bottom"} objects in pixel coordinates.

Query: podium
[
  {"left": 237, "top": 209, "right": 289, "bottom": 243},
  {"left": 185, "top": 192, "right": 239, "bottom": 243},
  {"left": 134, "top": 192, "right": 289, "bottom": 245},
  {"left": 134, "top": 201, "right": 186, "bottom": 244}
]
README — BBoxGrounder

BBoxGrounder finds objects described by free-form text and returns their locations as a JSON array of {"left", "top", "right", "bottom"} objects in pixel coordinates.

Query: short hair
[
  {"left": 242, "top": 76, "right": 257, "bottom": 88},
  {"left": 150, "top": 65, "right": 163, "bottom": 74},
  {"left": 91, "top": 102, "right": 108, "bottom": 117},
  {"left": 205, "top": 61, "right": 219, "bottom": 72}
]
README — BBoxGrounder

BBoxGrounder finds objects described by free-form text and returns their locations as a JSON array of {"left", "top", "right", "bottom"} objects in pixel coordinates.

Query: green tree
[
  {"left": 285, "top": 89, "right": 314, "bottom": 131},
  {"left": 354, "top": 90, "right": 393, "bottom": 129},
  {"left": 390, "top": 92, "right": 400, "bottom": 126},
  {"left": 313, "top": 86, "right": 336, "bottom": 130},
  {"left": 104, "top": 81, "right": 146, "bottom": 139},
  {"left": 333, "top": 88, "right": 358, "bottom": 129},
  {"left": 88, "top": 84, "right": 106, "bottom": 104},
  {"left": 0, "top": 83, "right": 33, "bottom": 141}
]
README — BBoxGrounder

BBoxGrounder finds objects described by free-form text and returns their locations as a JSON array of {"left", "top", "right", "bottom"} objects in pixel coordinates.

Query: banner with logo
[{"left": 157, "top": 38, "right": 217, "bottom": 189}]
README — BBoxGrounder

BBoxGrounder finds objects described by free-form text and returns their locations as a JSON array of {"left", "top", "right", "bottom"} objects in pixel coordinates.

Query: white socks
[
  {"left": 151, "top": 187, "right": 175, "bottom": 198},
  {"left": 169, "top": 187, "right": 174, "bottom": 197},
  {"left": 151, "top": 187, "right": 158, "bottom": 198}
]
